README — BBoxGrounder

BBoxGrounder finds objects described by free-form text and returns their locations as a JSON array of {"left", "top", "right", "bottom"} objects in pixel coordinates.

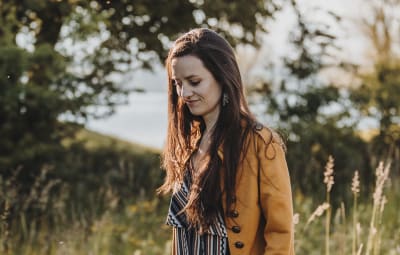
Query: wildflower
[{"left": 324, "top": 156, "right": 335, "bottom": 192}]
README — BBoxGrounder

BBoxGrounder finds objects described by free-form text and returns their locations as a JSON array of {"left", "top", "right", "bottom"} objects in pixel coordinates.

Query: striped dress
[{"left": 166, "top": 170, "right": 229, "bottom": 255}]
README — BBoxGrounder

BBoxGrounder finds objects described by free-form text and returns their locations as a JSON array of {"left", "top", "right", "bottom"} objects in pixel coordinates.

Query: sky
[{"left": 87, "top": 0, "right": 370, "bottom": 149}]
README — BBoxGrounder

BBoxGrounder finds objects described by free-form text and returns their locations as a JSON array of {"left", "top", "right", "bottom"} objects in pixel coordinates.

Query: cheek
[{"left": 213, "top": 84, "right": 223, "bottom": 100}]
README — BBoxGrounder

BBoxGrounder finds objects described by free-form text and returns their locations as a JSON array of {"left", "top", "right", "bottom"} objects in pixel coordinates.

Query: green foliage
[
  {"left": 251, "top": 1, "right": 373, "bottom": 203},
  {"left": 0, "top": 46, "right": 26, "bottom": 85},
  {"left": 1, "top": 155, "right": 399, "bottom": 255},
  {"left": 285, "top": 122, "right": 371, "bottom": 206},
  {"left": 60, "top": 129, "right": 162, "bottom": 207},
  {"left": 1, "top": 193, "right": 171, "bottom": 255},
  {"left": 0, "top": 0, "right": 279, "bottom": 233},
  {"left": 345, "top": 0, "right": 400, "bottom": 175},
  {"left": 1, "top": 0, "right": 399, "bottom": 253},
  {"left": 0, "top": 128, "right": 166, "bottom": 253},
  {"left": 351, "top": 60, "right": 400, "bottom": 169}
]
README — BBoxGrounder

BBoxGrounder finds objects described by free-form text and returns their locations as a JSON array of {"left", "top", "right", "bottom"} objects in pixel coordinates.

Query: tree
[
  {"left": 250, "top": 0, "right": 371, "bottom": 202},
  {"left": 0, "top": 0, "right": 282, "bottom": 167},
  {"left": 0, "top": 0, "right": 283, "bottom": 228},
  {"left": 349, "top": 0, "right": 400, "bottom": 172}
]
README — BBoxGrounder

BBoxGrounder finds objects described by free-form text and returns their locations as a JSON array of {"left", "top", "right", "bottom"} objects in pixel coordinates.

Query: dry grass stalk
[
  {"left": 324, "top": 155, "right": 335, "bottom": 193},
  {"left": 352, "top": 170, "right": 360, "bottom": 255},
  {"left": 293, "top": 213, "right": 300, "bottom": 226},
  {"left": 306, "top": 202, "right": 330, "bottom": 226},
  {"left": 324, "top": 155, "right": 335, "bottom": 255},
  {"left": 365, "top": 161, "right": 391, "bottom": 255},
  {"left": 357, "top": 244, "right": 364, "bottom": 255}
]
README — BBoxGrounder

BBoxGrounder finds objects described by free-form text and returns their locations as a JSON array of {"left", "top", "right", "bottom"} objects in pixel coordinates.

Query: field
[{"left": 1, "top": 131, "right": 399, "bottom": 255}]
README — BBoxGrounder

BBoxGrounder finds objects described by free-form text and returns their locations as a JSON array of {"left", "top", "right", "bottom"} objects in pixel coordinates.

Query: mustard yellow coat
[{"left": 218, "top": 125, "right": 295, "bottom": 255}]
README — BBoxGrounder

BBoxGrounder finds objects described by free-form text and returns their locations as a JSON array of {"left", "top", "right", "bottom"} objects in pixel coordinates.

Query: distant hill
[
  {"left": 82, "top": 128, "right": 159, "bottom": 154},
  {"left": 62, "top": 128, "right": 161, "bottom": 155},
  {"left": 59, "top": 127, "right": 163, "bottom": 202}
]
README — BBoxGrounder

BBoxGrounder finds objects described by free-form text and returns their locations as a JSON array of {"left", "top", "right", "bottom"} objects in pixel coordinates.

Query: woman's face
[{"left": 171, "top": 55, "right": 222, "bottom": 124}]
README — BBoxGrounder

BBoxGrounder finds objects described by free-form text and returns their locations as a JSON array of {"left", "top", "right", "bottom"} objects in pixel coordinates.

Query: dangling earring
[{"left": 222, "top": 93, "right": 230, "bottom": 107}]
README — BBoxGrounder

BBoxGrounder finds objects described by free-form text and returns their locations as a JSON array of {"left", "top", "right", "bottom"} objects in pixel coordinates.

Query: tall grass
[
  {"left": 351, "top": 170, "right": 360, "bottom": 255},
  {"left": 298, "top": 157, "right": 394, "bottom": 255},
  {"left": 1, "top": 156, "right": 399, "bottom": 254},
  {"left": 0, "top": 184, "right": 171, "bottom": 255},
  {"left": 324, "top": 156, "right": 335, "bottom": 255}
]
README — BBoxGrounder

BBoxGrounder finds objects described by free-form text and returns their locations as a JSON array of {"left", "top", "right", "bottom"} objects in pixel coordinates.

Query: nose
[{"left": 178, "top": 83, "right": 193, "bottom": 98}]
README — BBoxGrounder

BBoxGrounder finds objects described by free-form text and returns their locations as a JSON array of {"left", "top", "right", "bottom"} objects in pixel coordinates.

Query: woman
[{"left": 158, "top": 28, "right": 294, "bottom": 255}]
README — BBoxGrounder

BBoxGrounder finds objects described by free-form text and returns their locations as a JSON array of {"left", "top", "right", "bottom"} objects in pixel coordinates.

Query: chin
[
  {"left": 189, "top": 111, "right": 202, "bottom": 116},
  {"left": 188, "top": 109, "right": 203, "bottom": 117}
]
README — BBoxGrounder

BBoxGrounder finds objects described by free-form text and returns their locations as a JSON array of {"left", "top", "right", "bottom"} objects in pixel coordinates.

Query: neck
[{"left": 202, "top": 110, "right": 219, "bottom": 132}]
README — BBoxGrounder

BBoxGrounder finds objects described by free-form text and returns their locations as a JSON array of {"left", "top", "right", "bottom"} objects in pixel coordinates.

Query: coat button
[
  {"left": 231, "top": 196, "right": 236, "bottom": 203},
  {"left": 229, "top": 210, "right": 239, "bottom": 218},
  {"left": 255, "top": 123, "right": 263, "bottom": 130},
  {"left": 232, "top": 226, "right": 241, "bottom": 233},
  {"left": 234, "top": 241, "right": 244, "bottom": 248}
]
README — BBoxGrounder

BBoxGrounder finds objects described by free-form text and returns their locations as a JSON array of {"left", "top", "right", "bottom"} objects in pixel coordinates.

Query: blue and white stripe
[{"left": 166, "top": 171, "right": 228, "bottom": 255}]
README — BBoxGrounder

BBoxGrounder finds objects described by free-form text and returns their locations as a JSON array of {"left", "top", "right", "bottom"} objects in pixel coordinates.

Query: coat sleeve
[{"left": 256, "top": 130, "right": 295, "bottom": 255}]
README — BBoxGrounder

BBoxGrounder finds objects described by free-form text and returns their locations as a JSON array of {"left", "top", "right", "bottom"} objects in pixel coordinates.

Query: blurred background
[{"left": 0, "top": 0, "right": 399, "bottom": 254}]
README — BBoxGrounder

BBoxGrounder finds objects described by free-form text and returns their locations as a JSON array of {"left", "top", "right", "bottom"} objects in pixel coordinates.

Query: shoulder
[
  {"left": 250, "top": 122, "right": 286, "bottom": 156},
  {"left": 250, "top": 123, "right": 291, "bottom": 191}
]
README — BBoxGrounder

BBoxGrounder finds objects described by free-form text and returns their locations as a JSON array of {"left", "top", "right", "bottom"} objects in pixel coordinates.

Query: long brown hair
[{"left": 158, "top": 28, "right": 257, "bottom": 230}]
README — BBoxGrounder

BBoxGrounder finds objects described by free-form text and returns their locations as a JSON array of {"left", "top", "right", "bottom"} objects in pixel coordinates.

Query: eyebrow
[{"left": 172, "top": 74, "right": 199, "bottom": 80}]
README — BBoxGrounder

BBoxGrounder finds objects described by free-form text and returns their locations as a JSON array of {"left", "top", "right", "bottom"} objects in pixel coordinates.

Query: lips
[{"left": 185, "top": 100, "right": 199, "bottom": 106}]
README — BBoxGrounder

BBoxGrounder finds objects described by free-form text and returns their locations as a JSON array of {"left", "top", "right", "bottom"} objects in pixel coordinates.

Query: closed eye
[{"left": 189, "top": 80, "right": 200, "bottom": 86}]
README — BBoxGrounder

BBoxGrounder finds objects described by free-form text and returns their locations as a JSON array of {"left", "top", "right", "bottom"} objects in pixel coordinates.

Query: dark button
[
  {"left": 231, "top": 196, "right": 236, "bottom": 203},
  {"left": 229, "top": 210, "right": 239, "bottom": 218},
  {"left": 232, "top": 226, "right": 241, "bottom": 233},
  {"left": 255, "top": 123, "right": 263, "bottom": 130},
  {"left": 234, "top": 241, "right": 244, "bottom": 248}
]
